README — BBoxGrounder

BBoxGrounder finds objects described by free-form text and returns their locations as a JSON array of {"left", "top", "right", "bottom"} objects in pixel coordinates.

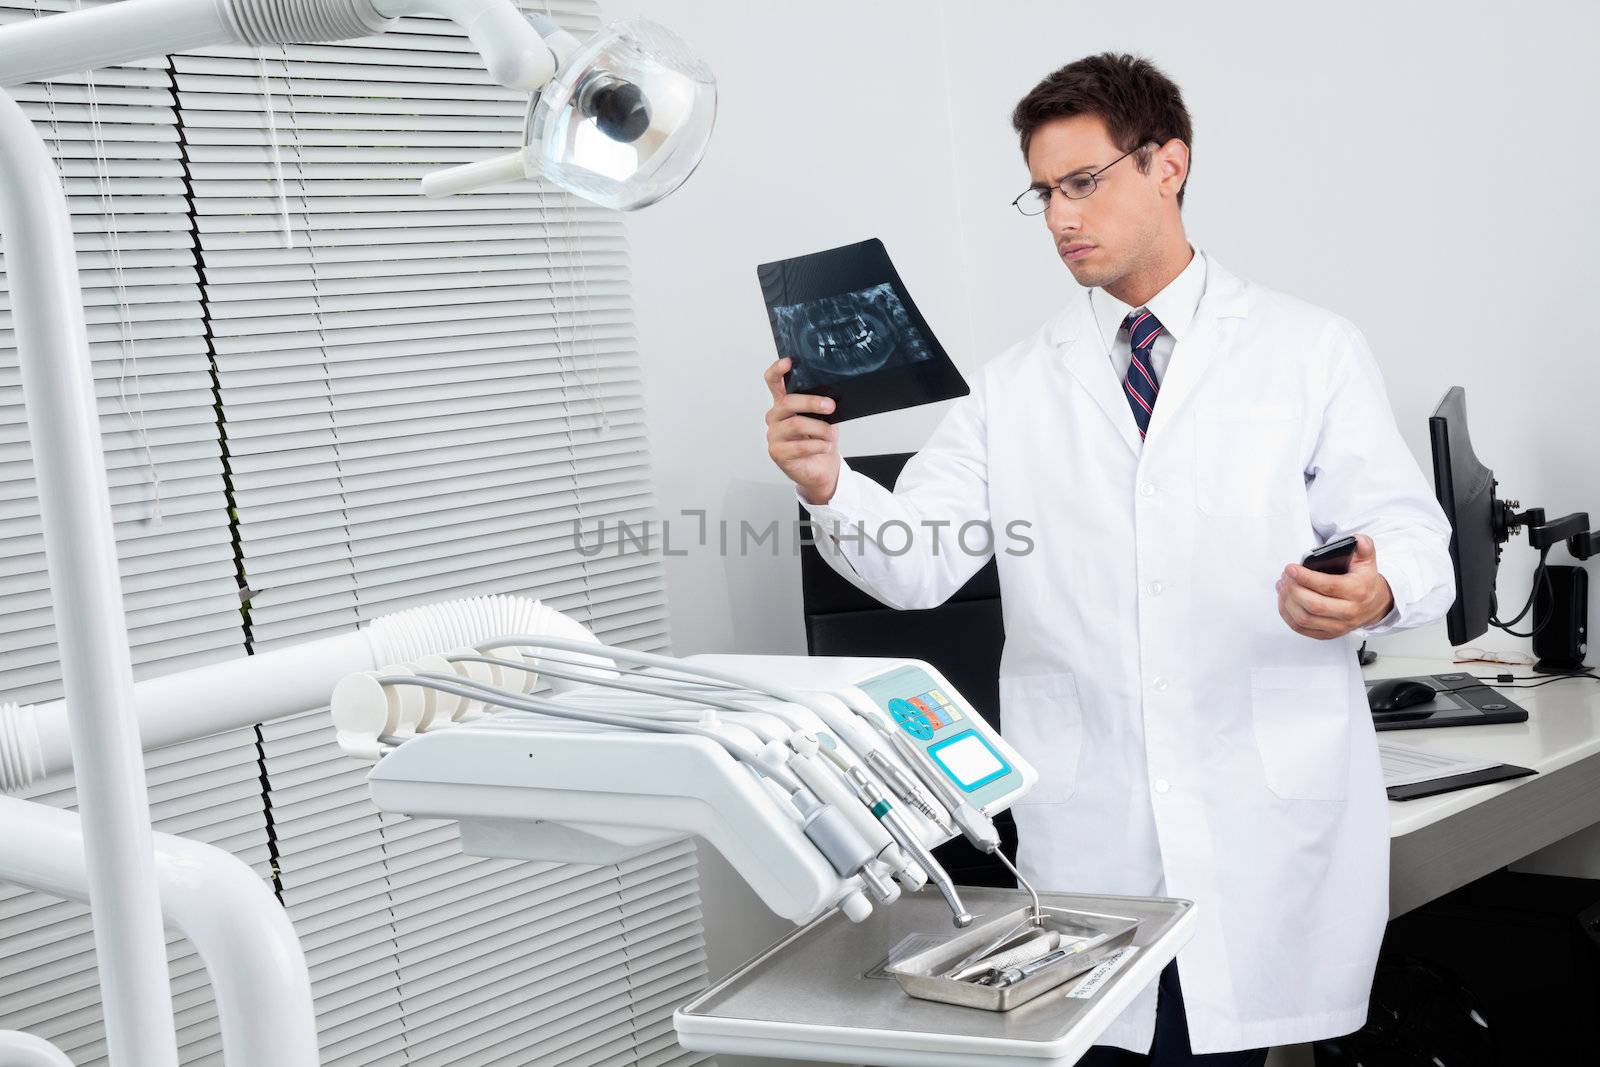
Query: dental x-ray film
[{"left": 758, "top": 238, "right": 967, "bottom": 422}]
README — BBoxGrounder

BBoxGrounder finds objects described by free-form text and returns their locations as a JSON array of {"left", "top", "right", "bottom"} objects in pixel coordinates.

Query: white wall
[{"left": 609, "top": 1, "right": 1599, "bottom": 1062}]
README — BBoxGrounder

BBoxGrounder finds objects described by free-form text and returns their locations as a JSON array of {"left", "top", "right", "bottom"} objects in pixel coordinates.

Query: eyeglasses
[
  {"left": 1012, "top": 143, "right": 1152, "bottom": 216},
  {"left": 1452, "top": 647, "right": 1536, "bottom": 667}
]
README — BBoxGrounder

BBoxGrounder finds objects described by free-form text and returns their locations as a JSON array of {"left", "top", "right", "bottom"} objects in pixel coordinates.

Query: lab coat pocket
[
  {"left": 1249, "top": 665, "right": 1351, "bottom": 801},
  {"left": 1195, "top": 406, "right": 1299, "bottom": 517},
  {"left": 1000, "top": 672, "right": 1084, "bottom": 804}
]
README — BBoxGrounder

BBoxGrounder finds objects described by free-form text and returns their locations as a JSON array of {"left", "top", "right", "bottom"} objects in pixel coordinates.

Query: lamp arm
[
  {"left": 0, "top": 0, "right": 555, "bottom": 92},
  {"left": 2, "top": 0, "right": 232, "bottom": 84},
  {"left": 373, "top": 0, "right": 555, "bottom": 90}
]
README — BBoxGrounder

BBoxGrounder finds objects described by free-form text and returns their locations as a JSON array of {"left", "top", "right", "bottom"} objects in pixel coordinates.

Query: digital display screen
[{"left": 929, "top": 732, "right": 1006, "bottom": 791}]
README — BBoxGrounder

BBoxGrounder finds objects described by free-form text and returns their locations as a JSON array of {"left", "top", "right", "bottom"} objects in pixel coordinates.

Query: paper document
[
  {"left": 1378, "top": 743, "right": 1502, "bottom": 788},
  {"left": 1063, "top": 946, "right": 1139, "bottom": 1000}
]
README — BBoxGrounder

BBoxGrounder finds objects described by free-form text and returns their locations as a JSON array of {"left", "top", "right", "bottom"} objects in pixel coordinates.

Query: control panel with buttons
[{"left": 854, "top": 662, "right": 1035, "bottom": 812}]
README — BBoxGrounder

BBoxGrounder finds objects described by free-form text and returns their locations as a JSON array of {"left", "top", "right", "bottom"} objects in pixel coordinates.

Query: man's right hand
[{"left": 764, "top": 356, "right": 840, "bottom": 505}]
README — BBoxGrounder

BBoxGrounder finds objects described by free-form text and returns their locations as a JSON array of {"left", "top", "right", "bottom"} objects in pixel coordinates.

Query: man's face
[{"left": 1024, "top": 114, "right": 1168, "bottom": 291}]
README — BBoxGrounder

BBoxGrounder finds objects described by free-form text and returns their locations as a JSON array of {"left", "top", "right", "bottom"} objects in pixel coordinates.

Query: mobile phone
[{"left": 1302, "top": 535, "right": 1358, "bottom": 575}]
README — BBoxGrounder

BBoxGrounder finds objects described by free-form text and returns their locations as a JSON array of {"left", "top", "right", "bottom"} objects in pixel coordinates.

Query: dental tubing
[{"left": 358, "top": 651, "right": 965, "bottom": 921}]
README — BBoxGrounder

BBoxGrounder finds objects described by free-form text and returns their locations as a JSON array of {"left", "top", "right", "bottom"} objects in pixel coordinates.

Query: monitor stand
[{"left": 1366, "top": 671, "right": 1530, "bottom": 732}]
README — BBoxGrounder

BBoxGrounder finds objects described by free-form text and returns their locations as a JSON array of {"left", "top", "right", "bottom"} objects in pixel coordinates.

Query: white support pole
[
  {"left": 0, "top": 1031, "right": 73, "bottom": 1067},
  {"left": 0, "top": 90, "right": 181, "bottom": 1067},
  {"left": 0, "top": 797, "right": 320, "bottom": 1067}
]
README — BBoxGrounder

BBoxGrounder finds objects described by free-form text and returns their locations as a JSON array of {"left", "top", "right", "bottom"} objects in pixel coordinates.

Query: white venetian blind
[
  {"left": 175, "top": 2, "right": 669, "bottom": 653},
  {"left": 0, "top": 0, "right": 247, "bottom": 706},
  {"left": 0, "top": 4, "right": 263, "bottom": 1061},
  {"left": 169, "top": 0, "right": 709, "bottom": 1063}
]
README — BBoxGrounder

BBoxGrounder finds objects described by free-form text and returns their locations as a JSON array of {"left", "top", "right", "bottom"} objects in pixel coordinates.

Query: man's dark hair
[{"left": 1011, "top": 53, "right": 1193, "bottom": 207}]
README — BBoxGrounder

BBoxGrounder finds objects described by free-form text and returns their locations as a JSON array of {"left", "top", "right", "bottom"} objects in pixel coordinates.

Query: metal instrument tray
[
  {"left": 888, "top": 906, "right": 1141, "bottom": 1011},
  {"left": 675, "top": 886, "right": 1197, "bottom": 1067}
]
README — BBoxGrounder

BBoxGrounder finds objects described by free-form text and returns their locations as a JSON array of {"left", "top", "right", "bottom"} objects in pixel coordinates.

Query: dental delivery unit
[
  {"left": 340, "top": 611, "right": 1039, "bottom": 931},
  {"left": 1, "top": 591, "right": 1197, "bottom": 1065}
]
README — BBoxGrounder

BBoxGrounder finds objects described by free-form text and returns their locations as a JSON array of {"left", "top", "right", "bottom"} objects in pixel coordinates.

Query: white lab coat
[{"left": 799, "top": 253, "right": 1453, "bottom": 1053}]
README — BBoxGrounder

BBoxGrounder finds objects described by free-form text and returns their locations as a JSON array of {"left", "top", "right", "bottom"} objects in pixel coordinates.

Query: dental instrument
[
  {"left": 842, "top": 764, "right": 973, "bottom": 927},
  {"left": 973, "top": 927, "right": 1129, "bottom": 989},
  {"left": 948, "top": 929, "right": 1063, "bottom": 983}
]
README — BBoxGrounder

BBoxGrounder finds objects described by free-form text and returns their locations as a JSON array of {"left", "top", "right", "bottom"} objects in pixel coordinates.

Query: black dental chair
[{"left": 796, "top": 452, "right": 1016, "bottom": 887}]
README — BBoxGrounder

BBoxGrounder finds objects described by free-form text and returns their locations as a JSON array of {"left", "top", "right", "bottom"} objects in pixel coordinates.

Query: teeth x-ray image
[
  {"left": 771, "top": 282, "right": 932, "bottom": 392},
  {"left": 758, "top": 238, "right": 967, "bottom": 423}
]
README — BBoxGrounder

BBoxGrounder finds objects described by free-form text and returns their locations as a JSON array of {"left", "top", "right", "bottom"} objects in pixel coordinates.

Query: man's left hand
[{"left": 1276, "top": 533, "right": 1395, "bottom": 640}]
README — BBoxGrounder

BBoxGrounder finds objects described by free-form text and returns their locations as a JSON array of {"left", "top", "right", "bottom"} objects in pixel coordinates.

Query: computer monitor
[
  {"left": 1428, "top": 386, "right": 1502, "bottom": 646},
  {"left": 1366, "top": 387, "right": 1529, "bottom": 732}
]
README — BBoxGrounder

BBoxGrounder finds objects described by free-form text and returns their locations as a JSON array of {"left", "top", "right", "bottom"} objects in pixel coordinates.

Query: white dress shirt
[{"left": 1089, "top": 243, "right": 1207, "bottom": 387}]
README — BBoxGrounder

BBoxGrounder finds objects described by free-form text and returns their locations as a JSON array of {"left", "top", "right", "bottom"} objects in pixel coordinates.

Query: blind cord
[
  {"left": 256, "top": 50, "right": 295, "bottom": 250},
  {"left": 65, "top": 0, "right": 165, "bottom": 523},
  {"left": 539, "top": 0, "right": 610, "bottom": 436},
  {"left": 274, "top": 45, "right": 357, "bottom": 607}
]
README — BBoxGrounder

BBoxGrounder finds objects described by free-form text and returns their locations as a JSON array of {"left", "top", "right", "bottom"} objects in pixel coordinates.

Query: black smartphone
[{"left": 1302, "top": 535, "right": 1358, "bottom": 575}]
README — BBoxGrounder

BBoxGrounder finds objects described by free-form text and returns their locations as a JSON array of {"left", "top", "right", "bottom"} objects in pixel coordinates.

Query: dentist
[{"left": 762, "top": 53, "right": 1452, "bottom": 1067}]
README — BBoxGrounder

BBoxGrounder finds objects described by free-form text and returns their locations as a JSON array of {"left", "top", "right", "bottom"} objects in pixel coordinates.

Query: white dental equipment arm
[
  {"left": 0, "top": 0, "right": 555, "bottom": 90},
  {"left": 486, "top": 635, "right": 986, "bottom": 923},
  {"left": 374, "top": 669, "right": 917, "bottom": 912},
  {"left": 330, "top": 629, "right": 1042, "bottom": 931}
]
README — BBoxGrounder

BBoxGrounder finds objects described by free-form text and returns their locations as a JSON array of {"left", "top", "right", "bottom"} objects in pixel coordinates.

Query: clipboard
[{"left": 1386, "top": 763, "right": 1536, "bottom": 801}]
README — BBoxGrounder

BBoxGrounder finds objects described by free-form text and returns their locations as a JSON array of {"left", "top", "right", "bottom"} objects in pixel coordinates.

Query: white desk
[{"left": 1374, "top": 656, "right": 1600, "bottom": 916}]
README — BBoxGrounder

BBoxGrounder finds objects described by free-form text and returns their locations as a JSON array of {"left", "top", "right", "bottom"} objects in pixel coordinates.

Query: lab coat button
[
  {"left": 1148, "top": 581, "right": 1164, "bottom": 596},
  {"left": 1154, "top": 778, "right": 1171, "bottom": 794},
  {"left": 1139, "top": 482, "right": 1156, "bottom": 498},
  {"left": 1152, "top": 676, "right": 1169, "bottom": 692}
]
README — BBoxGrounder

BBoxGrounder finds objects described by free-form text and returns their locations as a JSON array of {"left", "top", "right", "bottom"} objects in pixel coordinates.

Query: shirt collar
[{"left": 1089, "top": 243, "right": 1208, "bottom": 354}]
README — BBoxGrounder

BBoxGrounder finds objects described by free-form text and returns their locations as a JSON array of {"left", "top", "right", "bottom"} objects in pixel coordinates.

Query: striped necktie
[{"left": 1122, "top": 308, "right": 1163, "bottom": 439}]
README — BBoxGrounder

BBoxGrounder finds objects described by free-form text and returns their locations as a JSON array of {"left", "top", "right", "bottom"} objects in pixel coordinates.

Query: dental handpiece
[
  {"left": 845, "top": 766, "right": 973, "bottom": 928},
  {"left": 884, "top": 730, "right": 1002, "bottom": 853},
  {"left": 788, "top": 747, "right": 911, "bottom": 877},
  {"left": 789, "top": 790, "right": 897, "bottom": 905},
  {"left": 863, "top": 749, "right": 951, "bottom": 830}
]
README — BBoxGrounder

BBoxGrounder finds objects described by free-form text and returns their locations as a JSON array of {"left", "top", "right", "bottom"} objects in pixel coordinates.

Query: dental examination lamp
[
  {"left": 421, "top": 15, "right": 716, "bottom": 206},
  {"left": 0, "top": 0, "right": 716, "bottom": 209},
  {"left": 0, "top": 3, "right": 711, "bottom": 1064}
]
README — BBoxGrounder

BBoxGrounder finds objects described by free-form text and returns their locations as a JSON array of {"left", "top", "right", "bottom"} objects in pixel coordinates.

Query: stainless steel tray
[
  {"left": 675, "top": 887, "right": 1199, "bottom": 1067},
  {"left": 888, "top": 905, "right": 1140, "bottom": 1011}
]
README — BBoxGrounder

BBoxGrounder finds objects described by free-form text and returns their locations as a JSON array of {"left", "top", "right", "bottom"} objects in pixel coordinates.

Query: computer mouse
[{"left": 1367, "top": 678, "right": 1437, "bottom": 713}]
